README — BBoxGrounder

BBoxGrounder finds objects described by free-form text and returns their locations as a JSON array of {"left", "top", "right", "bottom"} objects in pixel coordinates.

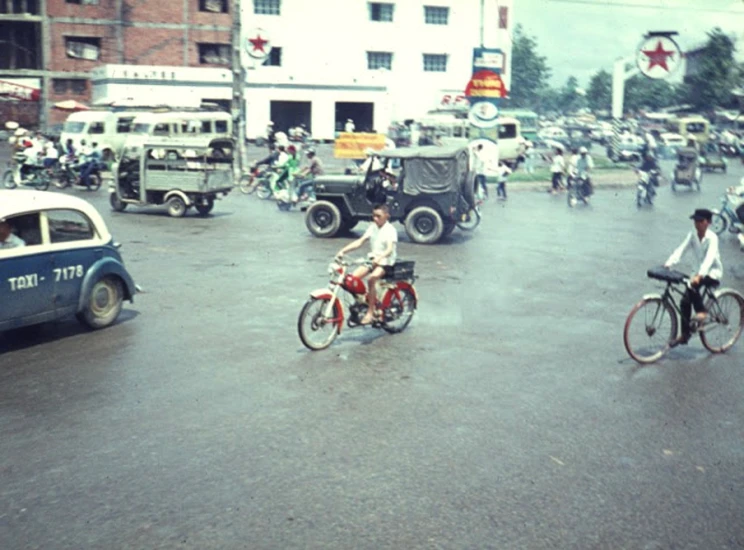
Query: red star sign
[
  {"left": 642, "top": 40, "right": 675, "bottom": 72},
  {"left": 248, "top": 34, "right": 268, "bottom": 54}
]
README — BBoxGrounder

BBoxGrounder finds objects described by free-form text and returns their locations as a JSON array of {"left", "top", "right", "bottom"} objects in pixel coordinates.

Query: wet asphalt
[{"left": 1, "top": 151, "right": 744, "bottom": 549}]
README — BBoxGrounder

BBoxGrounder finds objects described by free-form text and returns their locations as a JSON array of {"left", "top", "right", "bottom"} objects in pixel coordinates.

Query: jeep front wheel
[
  {"left": 305, "top": 200, "right": 343, "bottom": 238},
  {"left": 405, "top": 206, "right": 444, "bottom": 244}
]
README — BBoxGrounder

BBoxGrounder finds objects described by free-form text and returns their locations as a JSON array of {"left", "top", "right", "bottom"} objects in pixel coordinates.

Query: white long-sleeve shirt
[{"left": 666, "top": 228, "right": 723, "bottom": 280}]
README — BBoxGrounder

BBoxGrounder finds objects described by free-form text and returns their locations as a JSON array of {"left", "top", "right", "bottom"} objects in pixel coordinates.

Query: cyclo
[
  {"left": 110, "top": 136, "right": 234, "bottom": 217},
  {"left": 623, "top": 266, "right": 744, "bottom": 364},
  {"left": 671, "top": 146, "right": 702, "bottom": 192},
  {"left": 297, "top": 256, "right": 417, "bottom": 350}
]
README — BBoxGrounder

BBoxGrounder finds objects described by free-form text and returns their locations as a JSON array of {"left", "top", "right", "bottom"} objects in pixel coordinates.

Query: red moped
[{"left": 298, "top": 257, "right": 418, "bottom": 350}]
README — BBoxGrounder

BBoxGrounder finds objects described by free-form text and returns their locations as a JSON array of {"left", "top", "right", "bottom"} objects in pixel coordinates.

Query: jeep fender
[
  {"left": 78, "top": 258, "right": 137, "bottom": 312},
  {"left": 309, "top": 289, "right": 344, "bottom": 334},
  {"left": 381, "top": 281, "right": 418, "bottom": 309},
  {"left": 164, "top": 189, "right": 192, "bottom": 206}
]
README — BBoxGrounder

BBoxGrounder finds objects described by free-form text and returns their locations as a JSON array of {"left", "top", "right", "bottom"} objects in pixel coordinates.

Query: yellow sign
[{"left": 334, "top": 132, "right": 386, "bottom": 159}]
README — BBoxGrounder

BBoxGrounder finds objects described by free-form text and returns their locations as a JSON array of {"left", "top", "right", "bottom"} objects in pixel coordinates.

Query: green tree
[
  {"left": 587, "top": 69, "right": 611, "bottom": 112},
  {"left": 680, "top": 27, "right": 738, "bottom": 110},
  {"left": 624, "top": 75, "right": 677, "bottom": 112},
  {"left": 508, "top": 24, "right": 552, "bottom": 109},
  {"left": 559, "top": 76, "right": 587, "bottom": 113}
]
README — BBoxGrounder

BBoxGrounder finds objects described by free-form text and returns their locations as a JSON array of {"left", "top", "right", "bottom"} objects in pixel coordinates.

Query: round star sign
[
  {"left": 636, "top": 34, "right": 682, "bottom": 80},
  {"left": 244, "top": 28, "right": 272, "bottom": 60}
]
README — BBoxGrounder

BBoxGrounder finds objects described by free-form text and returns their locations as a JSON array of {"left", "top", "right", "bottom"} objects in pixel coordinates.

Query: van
[
  {"left": 122, "top": 111, "right": 232, "bottom": 159},
  {"left": 60, "top": 110, "right": 146, "bottom": 159},
  {"left": 416, "top": 114, "right": 522, "bottom": 164},
  {"left": 667, "top": 116, "right": 710, "bottom": 144}
]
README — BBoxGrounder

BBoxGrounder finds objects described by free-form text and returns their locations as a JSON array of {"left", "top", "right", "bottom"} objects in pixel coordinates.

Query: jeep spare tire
[
  {"left": 462, "top": 175, "right": 477, "bottom": 208},
  {"left": 405, "top": 206, "right": 444, "bottom": 244},
  {"left": 305, "top": 200, "right": 343, "bottom": 238}
]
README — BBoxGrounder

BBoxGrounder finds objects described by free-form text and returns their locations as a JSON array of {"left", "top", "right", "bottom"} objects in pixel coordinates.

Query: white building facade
[
  {"left": 243, "top": 0, "right": 513, "bottom": 140},
  {"left": 90, "top": 0, "right": 513, "bottom": 141}
]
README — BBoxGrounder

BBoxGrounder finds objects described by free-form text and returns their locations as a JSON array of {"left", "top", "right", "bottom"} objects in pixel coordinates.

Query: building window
[
  {"left": 424, "top": 6, "right": 449, "bottom": 25},
  {"left": 369, "top": 2, "right": 393, "bottom": 22},
  {"left": 52, "top": 78, "right": 87, "bottom": 95},
  {"left": 66, "top": 0, "right": 100, "bottom": 4},
  {"left": 198, "top": 43, "right": 230, "bottom": 65},
  {"left": 65, "top": 37, "right": 101, "bottom": 61},
  {"left": 253, "top": 0, "right": 280, "bottom": 15},
  {"left": 0, "top": 0, "right": 40, "bottom": 14},
  {"left": 262, "top": 47, "right": 281, "bottom": 67},
  {"left": 423, "top": 54, "right": 447, "bottom": 72},
  {"left": 199, "top": 0, "right": 228, "bottom": 13},
  {"left": 367, "top": 51, "right": 392, "bottom": 70}
]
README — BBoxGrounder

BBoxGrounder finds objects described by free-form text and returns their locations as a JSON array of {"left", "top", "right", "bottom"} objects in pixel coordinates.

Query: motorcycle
[
  {"left": 2, "top": 155, "right": 50, "bottom": 191},
  {"left": 53, "top": 156, "right": 104, "bottom": 191},
  {"left": 636, "top": 169, "right": 659, "bottom": 207},
  {"left": 711, "top": 191, "right": 744, "bottom": 236},
  {"left": 567, "top": 173, "right": 593, "bottom": 207},
  {"left": 297, "top": 257, "right": 418, "bottom": 351}
]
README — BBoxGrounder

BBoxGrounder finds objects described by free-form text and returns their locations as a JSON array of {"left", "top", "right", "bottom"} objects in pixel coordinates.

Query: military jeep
[{"left": 304, "top": 145, "right": 477, "bottom": 244}]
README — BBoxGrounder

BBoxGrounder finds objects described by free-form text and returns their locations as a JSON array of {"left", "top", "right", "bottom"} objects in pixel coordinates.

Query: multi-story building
[{"left": 0, "top": 0, "right": 512, "bottom": 139}]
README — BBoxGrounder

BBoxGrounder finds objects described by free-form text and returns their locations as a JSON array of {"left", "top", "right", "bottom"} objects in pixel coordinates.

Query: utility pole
[{"left": 231, "top": 0, "right": 247, "bottom": 180}]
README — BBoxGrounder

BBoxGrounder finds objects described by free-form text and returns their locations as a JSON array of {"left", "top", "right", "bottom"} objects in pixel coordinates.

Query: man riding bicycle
[
  {"left": 336, "top": 204, "right": 397, "bottom": 326},
  {"left": 664, "top": 208, "right": 723, "bottom": 346}
]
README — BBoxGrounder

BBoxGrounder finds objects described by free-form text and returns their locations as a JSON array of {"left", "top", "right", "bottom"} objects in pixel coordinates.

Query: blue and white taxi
[{"left": 0, "top": 190, "right": 137, "bottom": 331}]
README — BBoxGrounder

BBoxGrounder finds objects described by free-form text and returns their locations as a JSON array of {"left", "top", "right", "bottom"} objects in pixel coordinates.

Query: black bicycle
[{"left": 623, "top": 266, "right": 744, "bottom": 364}]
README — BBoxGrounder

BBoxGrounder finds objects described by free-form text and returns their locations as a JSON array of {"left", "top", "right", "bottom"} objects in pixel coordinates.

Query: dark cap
[{"left": 690, "top": 208, "right": 713, "bottom": 221}]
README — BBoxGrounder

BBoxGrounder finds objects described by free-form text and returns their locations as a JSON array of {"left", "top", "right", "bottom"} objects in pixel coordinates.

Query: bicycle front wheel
[
  {"left": 624, "top": 297, "right": 677, "bottom": 364},
  {"left": 700, "top": 290, "right": 744, "bottom": 353},
  {"left": 238, "top": 174, "right": 256, "bottom": 194}
]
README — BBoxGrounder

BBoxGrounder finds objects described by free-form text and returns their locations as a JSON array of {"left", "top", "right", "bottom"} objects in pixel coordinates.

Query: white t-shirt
[{"left": 364, "top": 221, "right": 397, "bottom": 266}]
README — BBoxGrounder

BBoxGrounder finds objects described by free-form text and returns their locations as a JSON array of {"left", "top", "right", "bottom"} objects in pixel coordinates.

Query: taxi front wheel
[{"left": 77, "top": 276, "right": 124, "bottom": 330}]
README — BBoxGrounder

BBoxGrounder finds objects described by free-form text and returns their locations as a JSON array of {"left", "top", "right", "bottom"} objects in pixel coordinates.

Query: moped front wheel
[
  {"left": 623, "top": 297, "right": 677, "bottom": 364},
  {"left": 298, "top": 297, "right": 341, "bottom": 351},
  {"left": 381, "top": 287, "right": 417, "bottom": 334},
  {"left": 3, "top": 170, "right": 17, "bottom": 189},
  {"left": 35, "top": 173, "right": 50, "bottom": 191},
  {"left": 256, "top": 181, "right": 272, "bottom": 200}
]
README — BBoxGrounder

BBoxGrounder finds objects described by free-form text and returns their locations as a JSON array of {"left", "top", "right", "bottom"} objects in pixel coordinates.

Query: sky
[{"left": 512, "top": 0, "right": 744, "bottom": 88}]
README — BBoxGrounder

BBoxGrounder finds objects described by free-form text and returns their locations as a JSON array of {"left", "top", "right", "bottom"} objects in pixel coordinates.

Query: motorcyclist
[
  {"left": 253, "top": 131, "right": 288, "bottom": 170},
  {"left": 295, "top": 148, "right": 324, "bottom": 203},
  {"left": 574, "top": 146, "right": 594, "bottom": 196},
  {"left": 78, "top": 141, "right": 102, "bottom": 190}
]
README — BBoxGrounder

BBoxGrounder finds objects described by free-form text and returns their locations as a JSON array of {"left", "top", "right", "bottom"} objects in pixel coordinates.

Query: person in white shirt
[
  {"left": 549, "top": 146, "right": 565, "bottom": 194},
  {"left": 0, "top": 220, "right": 25, "bottom": 249},
  {"left": 493, "top": 161, "right": 512, "bottom": 200},
  {"left": 344, "top": 119, "right": 355, "bottom": 133},
  {"left": 664, "top": 208, "right": 723, "bottom": 346},
  {"left": 336, "top": 204, "right": 398, "bottom": 325},
  {"left": 472, "top": 144, "right": 488, "bottom": 199}
]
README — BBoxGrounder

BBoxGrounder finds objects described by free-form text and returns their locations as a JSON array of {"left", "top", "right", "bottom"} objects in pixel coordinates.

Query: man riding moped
[{"left": 336, "top": 204, "right": 397, "bottom": 325}]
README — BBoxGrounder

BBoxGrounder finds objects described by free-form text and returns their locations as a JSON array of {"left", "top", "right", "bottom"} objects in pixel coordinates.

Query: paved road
[{"left": 1, "top": 155, "right": 744, "bottom": 549}]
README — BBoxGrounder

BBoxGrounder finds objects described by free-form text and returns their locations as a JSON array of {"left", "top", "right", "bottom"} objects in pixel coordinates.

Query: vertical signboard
[{"left": 466, "top": 48, "right": 507, "bottom": 144}]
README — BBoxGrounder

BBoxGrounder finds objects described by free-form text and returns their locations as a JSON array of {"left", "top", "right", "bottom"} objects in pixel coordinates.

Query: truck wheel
[
  {"left": 305, "top": 200, "right": 342, "bottom": 238},
  {"left": 110, "top": 193, "right": 127, "bottom": 212},
  {"left": 195, "top": 197, "right": 214, "bottom": 216},
  {"left": 167, "top": 195, "right": 187, "bottom": 218},
  {"left": 405, "top": 206, "right": 444, "bottom": 244}
]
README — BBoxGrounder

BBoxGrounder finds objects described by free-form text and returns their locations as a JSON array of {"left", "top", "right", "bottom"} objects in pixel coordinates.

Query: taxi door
[
  {"left": 0, "top": 214, "right": 56, "bottom": 327},
  {"left": 45, "top": 209, "right": 101, "bottom": 315}
]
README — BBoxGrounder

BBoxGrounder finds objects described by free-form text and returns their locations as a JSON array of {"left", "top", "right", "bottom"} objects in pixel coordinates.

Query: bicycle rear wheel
[
  {"left": 700, "top": 290, "right": 744, "bottom": 353},
  {"left": 624, "top": 297, "right": 677, "bottom": 364}
]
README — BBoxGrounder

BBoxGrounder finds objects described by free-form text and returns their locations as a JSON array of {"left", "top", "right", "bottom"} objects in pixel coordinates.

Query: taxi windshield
[
  {"left": 131, "top": 123, "right": 152, "bottom": 134},
  {"left": 62, "top": 121, "right": 86, "bottom": 133}
]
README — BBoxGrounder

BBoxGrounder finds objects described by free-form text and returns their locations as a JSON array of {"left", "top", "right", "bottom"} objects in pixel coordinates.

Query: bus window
[
  {"left": 153, "top": 123, "right": 169, "bottom": 136},
  {"left": 215, "top": 120, "right": 228, "bottom": 133},
  {"left": 89, "top": 122, "right": 105, "bottom": 134},
  {"left": 686, "top": 122, "right": 706, "bottom": 133},
  {"left": 116, "top": 117, "right": 134, "bottom": 133},
  {"left": 201, "top": 120, "right": 212, "bottom": 133}
]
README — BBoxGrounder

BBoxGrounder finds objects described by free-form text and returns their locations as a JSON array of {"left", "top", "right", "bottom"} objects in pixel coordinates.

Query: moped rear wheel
[
  {"left": 298, "top": 297, "right": 341, "bottom": 351},
  {"left": 710, "top": 213, "right": 727, "bottom": 235},
  {"left": 623, "top": 297, "right": 677, "bottom": 364},
  {"left": 381, "top": 287, "right": 417, "bottom": 334},
  {"left": 700, "top": 290, "right": 744, "bottom": 353}
]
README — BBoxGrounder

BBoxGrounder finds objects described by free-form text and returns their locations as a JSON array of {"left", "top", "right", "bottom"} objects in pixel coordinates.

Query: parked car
[
  {"left": 304, "top": 145, "right": 476, "bottom": 244},
  {"left": 0, "top": 190, "right": 137, "bottom": 332}
]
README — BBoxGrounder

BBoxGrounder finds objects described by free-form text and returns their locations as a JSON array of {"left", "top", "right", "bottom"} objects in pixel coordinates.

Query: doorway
[{"left": 335, "top": 102, "right": 374, "bottom": 133}]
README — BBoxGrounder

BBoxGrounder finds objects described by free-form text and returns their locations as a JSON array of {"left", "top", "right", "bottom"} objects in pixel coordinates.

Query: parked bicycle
[{"left": 623, "top": 266, "right": 744, "bottom": 364}]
